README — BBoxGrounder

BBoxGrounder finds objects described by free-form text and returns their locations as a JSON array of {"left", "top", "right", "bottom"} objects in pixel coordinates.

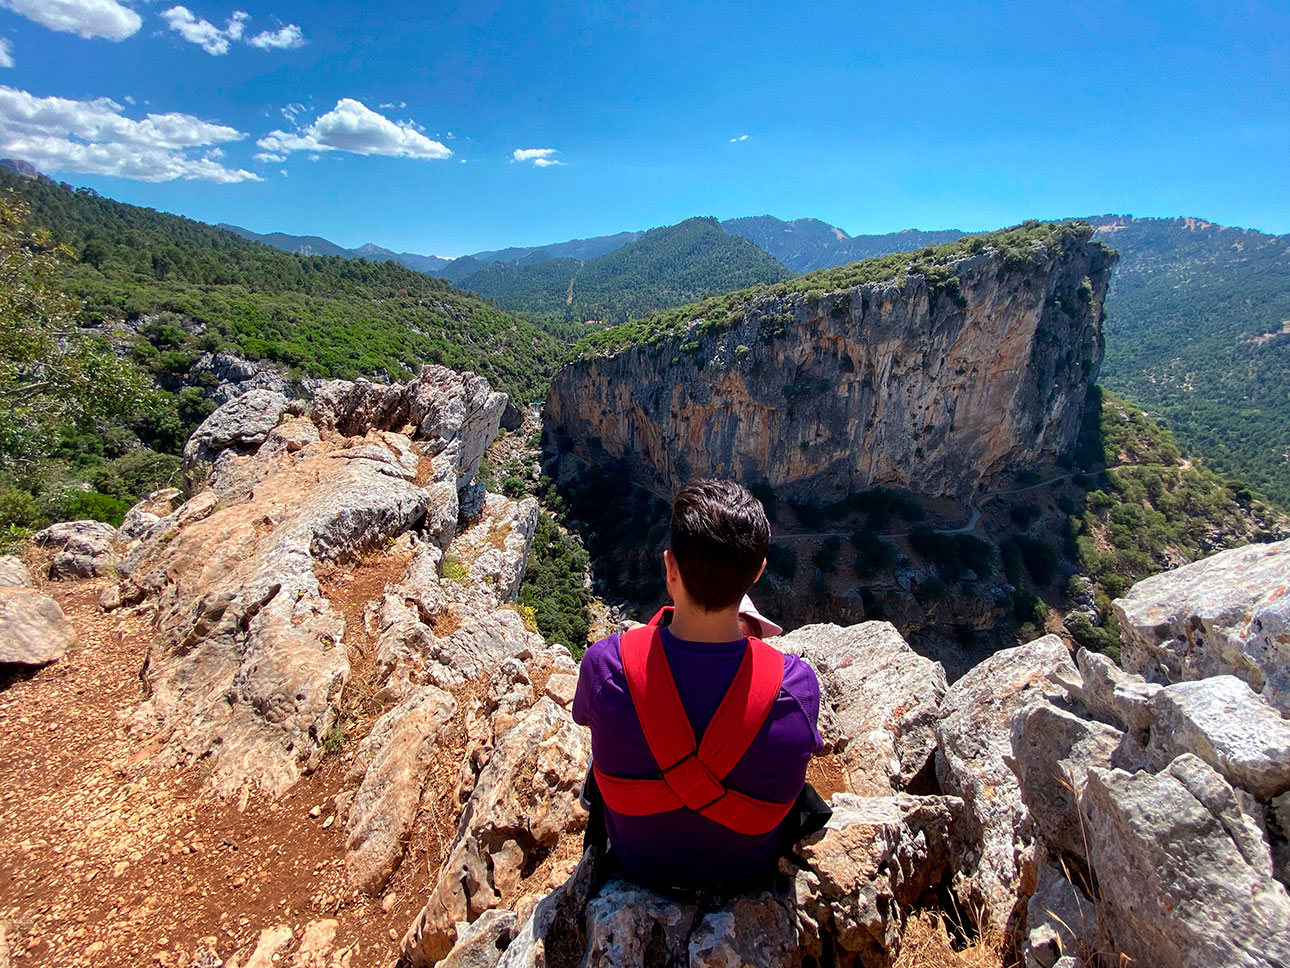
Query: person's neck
[{"left": 665, "top": 603, "right": 744, "bottom": 643}]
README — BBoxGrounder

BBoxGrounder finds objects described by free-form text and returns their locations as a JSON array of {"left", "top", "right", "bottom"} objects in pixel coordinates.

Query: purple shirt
[{"left": 573, "top": 627, "right": 824, "bottom": 890}]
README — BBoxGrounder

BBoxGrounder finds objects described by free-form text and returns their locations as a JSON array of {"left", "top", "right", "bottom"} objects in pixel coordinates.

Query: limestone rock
[
  {"left": 402, "top": 698, "right": 589, "bottom": 965},
  {"left": 544, "top": 229, "right": 1116, "bottom": 502},
  {"left": 450, "top": 494, "right": 540, "bottom": 601},
  {"left": 1147, "top": 676, "right": 1290, "bottom": 800},
  {"left": 1269, "top": 791, "right": 1290, "bottom": 888},
  {"left": 0, "top": 555, "right": 31, "bottom": 588},
  {"left": 687, "top": 892, "right": 801, "bottom": 968},
  {"left": 0, "top": 587, "right": 75, "bottom": 665},
  {"left": 793, "top": 793, "right": 961, "bottom": 966},
  {"left": 1080, "top": 754, "right": 1290, "bottom": 968},
  {"left": 241, "top": 925, "right": 293, "bottom": 968},
  {"left": 1064, "top": 647, "right": 1159, "bottom": 738},
  {"left": 183, "top": 389, "right": 288, "bottom": 468},
  {"left": 582, "top": 878, "right": 698, "bottom": 967},
  {"left": 777, "top": 621, "right": 946, "bottom": 795},
  {"left": 1114, "top": 539, "right": 1290, "bottom": 714},
  {"left": 934, "top": 634, "right": 1077, "bottom": 938},
  {"left": 34, "top": 519, "right": 119, "bottom": 579},
  {"left": 292, "top": 919, "right": 338, "bottom": 968},
  {"left": 1022, "top": 861, "right": 1099, "bottom": 968},
  {"left": 1009, "top": 700, "right": 1123, "bottom": 864},
  {"left": 345, "top": 685, "right": 458, "bottom": 893},
  {"left": 126, "top": 429, "right": 433, "bottom": 797},
  {"left": 438, "top": 909, "right": 517, "bottom": 968},
  {"left": 544, "top": 674, "right": 577, "bottom": 708}
]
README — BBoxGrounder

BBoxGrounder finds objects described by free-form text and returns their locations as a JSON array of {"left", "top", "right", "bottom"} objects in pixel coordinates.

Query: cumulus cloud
[
  {"left": 512, "top": 147, "right": 562, "bottom": 166},
  {"left": 161, "top": 6, "right": 303, "bottom": 55},
  {"left": 0, "top": 0, "right": 141, "bottom": 42},
  {"left": 257, "top": 99, "right": 451, "bottom": 160},
  {"left": 161, "top": 6, "right": 246, "bottom": 55},
  {"left": 248, "top": 23, "right": 302, "bottom": 49},
  {"left": 0, "top": 85, "right": 259, "bottom": 183},
  {"left": 0, "top": 38, "right": 12, "bottom": 68}
]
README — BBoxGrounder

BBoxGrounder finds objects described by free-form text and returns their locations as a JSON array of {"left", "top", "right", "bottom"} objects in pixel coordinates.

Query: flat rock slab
[
  {"left": 1148, "top": 675, "right": 1290, "bottom": 800},
  {"left": 1115, "top": 539, "right": 1290, "bottom": 714},
  {"left": 0, "top": 588, "right": 75, "bottom": 665}
]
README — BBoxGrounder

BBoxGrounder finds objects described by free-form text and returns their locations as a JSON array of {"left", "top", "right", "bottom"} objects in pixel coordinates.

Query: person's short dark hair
[{"left": 670, "top": 479, "right": 770, "bottom": 611}]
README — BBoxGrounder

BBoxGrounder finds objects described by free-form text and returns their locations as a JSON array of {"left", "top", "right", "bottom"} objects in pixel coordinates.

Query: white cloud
[
  {"left": 512, "top": 147, "right": 563, "bottom": 166},
  {"left": 123, "top": 94, "right": 135, "bottom": 104},
  {"left": 253, "top": 150, "right": 284, "bottom": 162},
  {"left": 0, "top": 38, "right": 12, "bottom": 68},
  {"left": 0, "top": 0, "right": 141, "bottom": 42},
  {"left": 378, "top": 101, "right": 406, "bottom": 110},
  {"left": 161, "top": 6, "right": 246, "bottom": 55},
  {"left": 0, "top": 85, "right": 259, "bottom": 183},
  {"left": 729, "top": 134, "right": 749, "bottom": 143},
  {"left": 258, "top": 99, "right": 451, "bottom": 160},
  {"left": 248, "top": 23, "right": 302, "bottom": 49}
]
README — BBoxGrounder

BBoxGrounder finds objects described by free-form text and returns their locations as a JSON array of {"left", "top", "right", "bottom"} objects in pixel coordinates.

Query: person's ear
[
  {"left": 663, "top": 549, "right": 679, "bottom": 582},
  {"left": 753, "top": 557, "right": 766, "bottom": 583}
]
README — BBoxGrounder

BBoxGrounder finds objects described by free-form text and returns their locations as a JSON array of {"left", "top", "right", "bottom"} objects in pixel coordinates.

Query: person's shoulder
[
  {"left": 580, "top": 632, "right": 623, "bottom": 675},
  {"left": 778, "top": 649, "right": 820, "bottom": 693}
]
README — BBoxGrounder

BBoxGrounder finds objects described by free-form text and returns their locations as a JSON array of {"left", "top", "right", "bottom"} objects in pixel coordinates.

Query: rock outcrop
[
  {"left": 1114, "top": 538, "right": 1290, "bottom": 714},
  {"left": 544, "top": 225, "right": 1116, "bottom": 501},
  {"left": 776, "top": 622, "right": 946, "bottom": 795},
  {"left": 33, "top": 520, "right": 119, "bottom": 579},
  {"left": 105, "top": 365, "right": 518, "bottom": 799}
]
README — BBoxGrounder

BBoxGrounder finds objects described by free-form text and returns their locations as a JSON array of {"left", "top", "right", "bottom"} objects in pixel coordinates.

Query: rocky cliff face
[{"left": 545, "top": 227, "right": 1116, "bottom": 501}]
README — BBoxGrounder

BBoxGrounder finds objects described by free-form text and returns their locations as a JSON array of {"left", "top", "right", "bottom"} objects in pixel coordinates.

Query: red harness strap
[{"left": 593, "top": 623, "right": 795, "bottom": 836}]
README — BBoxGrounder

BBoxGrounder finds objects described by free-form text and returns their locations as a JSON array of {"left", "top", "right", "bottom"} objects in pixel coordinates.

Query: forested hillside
[
  {"left": 1092, "top": 216, "right": 1290, "bottom": 506},
  {"left": 0, "top": 170, "right": 563, "bottom": 403},
  {"left": 457, "top": 217, "right": 791, "bottom": 328},
  {"left": 721, "top": 216, "right": 966, "bottom": 273}
]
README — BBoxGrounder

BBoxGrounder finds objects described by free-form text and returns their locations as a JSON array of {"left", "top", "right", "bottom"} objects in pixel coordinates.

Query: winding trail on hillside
[{"left": 773, "top": 473, "right": 1078, "bottom": 543}]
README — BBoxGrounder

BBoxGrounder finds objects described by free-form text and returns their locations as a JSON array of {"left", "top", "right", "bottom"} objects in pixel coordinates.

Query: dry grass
[{"left": 893, "top": 912, "right": 1013, "bottom": 968}]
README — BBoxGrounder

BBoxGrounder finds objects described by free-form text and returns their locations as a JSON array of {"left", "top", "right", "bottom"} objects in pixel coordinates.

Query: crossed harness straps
[{"left": 592, "top": 622, "right": 796, "bottom": 837}]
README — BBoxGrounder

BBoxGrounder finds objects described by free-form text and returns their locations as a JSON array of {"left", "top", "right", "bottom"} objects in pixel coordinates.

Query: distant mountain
[
  {"left": 721, "top": 215, "right": 966, "bottom": 272},
  {"left": 218, "top": 224, "right": 450, "bottom": 274},
  {"left": 457, "top": 216, "right": 791, "bottom": 328},
  {"left": 1089, "top": 215, "right": 1290, "bottom": 506},
  {"left": 471, "top": 230, "right": 644, "bottom": 266}
]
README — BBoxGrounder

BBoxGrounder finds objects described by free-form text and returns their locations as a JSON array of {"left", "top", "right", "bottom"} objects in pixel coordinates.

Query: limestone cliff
[{"left": 544, "top": 223, "right": 1117, "bottom": 501}]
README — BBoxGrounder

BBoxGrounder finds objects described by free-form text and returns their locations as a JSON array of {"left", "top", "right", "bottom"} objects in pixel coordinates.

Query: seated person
[{"left": 573, "top": 479, "right": 823, "bottom": 894}]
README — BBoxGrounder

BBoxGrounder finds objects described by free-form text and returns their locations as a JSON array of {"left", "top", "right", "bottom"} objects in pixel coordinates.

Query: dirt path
[{"left": 0, "top": 577, "right": 434, "bottom": 968}]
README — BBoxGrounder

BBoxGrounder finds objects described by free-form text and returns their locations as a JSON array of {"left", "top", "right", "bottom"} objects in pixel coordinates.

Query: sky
[{"left": 0, "top": 0, "right": 1286, "bottom": 256}]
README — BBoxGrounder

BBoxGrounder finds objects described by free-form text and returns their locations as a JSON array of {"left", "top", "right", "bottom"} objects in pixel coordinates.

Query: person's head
[{"left": 666, "top": 479, "right": 770, "bottom": 612}]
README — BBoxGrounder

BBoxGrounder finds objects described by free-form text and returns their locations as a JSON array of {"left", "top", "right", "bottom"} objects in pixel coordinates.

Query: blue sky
[{"left": 1, "top": 0, "right": 1286, "bottom": 256}]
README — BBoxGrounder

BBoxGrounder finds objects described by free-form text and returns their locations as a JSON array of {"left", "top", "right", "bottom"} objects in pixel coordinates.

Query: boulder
[
  {"left": 1009, "top": 700, "right": 1123, "bottom": 864},
  {"left": 1022, "top": 861, "right": 1099, "bottom": 968},
  {"left": 581, "top": 878, "right": 699, "bottom": 966},
  {"left": 934, "top": 634, "right": 1077, "bottom": 938},
  {"left": 34, "top": 519, "right": 119, "bottom": 579},
  {"left": 438, "top": 909, "right": 517, "bottom": 968},
  {"left": 1062, "top": 647, "right": 1160, "bottom": 739},
  {"left": 0, "top": 555, "right": 31, "bottom": 588},
  {"left": 792, "top": 793, "right": 961, "bottom": 967},
  {"left": 1146, "top": 676, "right": 1290, "bottom": 800},
  {"left": 1080, "top": 753, "right": 1290, "bottom": 968},
  {"left": 402, "top": 698, "right": 590, "bottom": 965},
  {"left": 182, "top": 389, "right": 289, "bottom": 468},
  {"left": 777, "top": 621, "right": 946, "bottom": 795},
  {"left": 687, "top": 892, "right": 801, "bottom": 968},
  {"left": 1270, "top": 791, "right": 1290, "bottom": 889},
  {"left": 345, "top": 685, "right": 458, "bottom": 893},
  {"left": 1114, "top": 539, "right": 1290, "bottom": 714},
  {"left": 0, "top": 588, "right": 76, "bottom": 665}
]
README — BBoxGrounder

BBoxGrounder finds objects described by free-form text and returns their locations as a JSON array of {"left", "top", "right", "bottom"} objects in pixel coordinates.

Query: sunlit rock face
[{"left": 545, "top": 227, "right": 1116, "bottom": 502}]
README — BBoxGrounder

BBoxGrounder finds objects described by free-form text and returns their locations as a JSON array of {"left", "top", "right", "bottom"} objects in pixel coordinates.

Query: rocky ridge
[
  {"left": 3, "top": 362, "right": 1288, "bottom": 968},
  {"left": 544, "top": 225, "right": 1117, "bottom": 502}
]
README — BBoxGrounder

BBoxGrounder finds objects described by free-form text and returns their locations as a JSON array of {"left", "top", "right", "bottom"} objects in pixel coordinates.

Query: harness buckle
[{"left": 660, "top": 752, "right": 726, "bottom": 811}]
